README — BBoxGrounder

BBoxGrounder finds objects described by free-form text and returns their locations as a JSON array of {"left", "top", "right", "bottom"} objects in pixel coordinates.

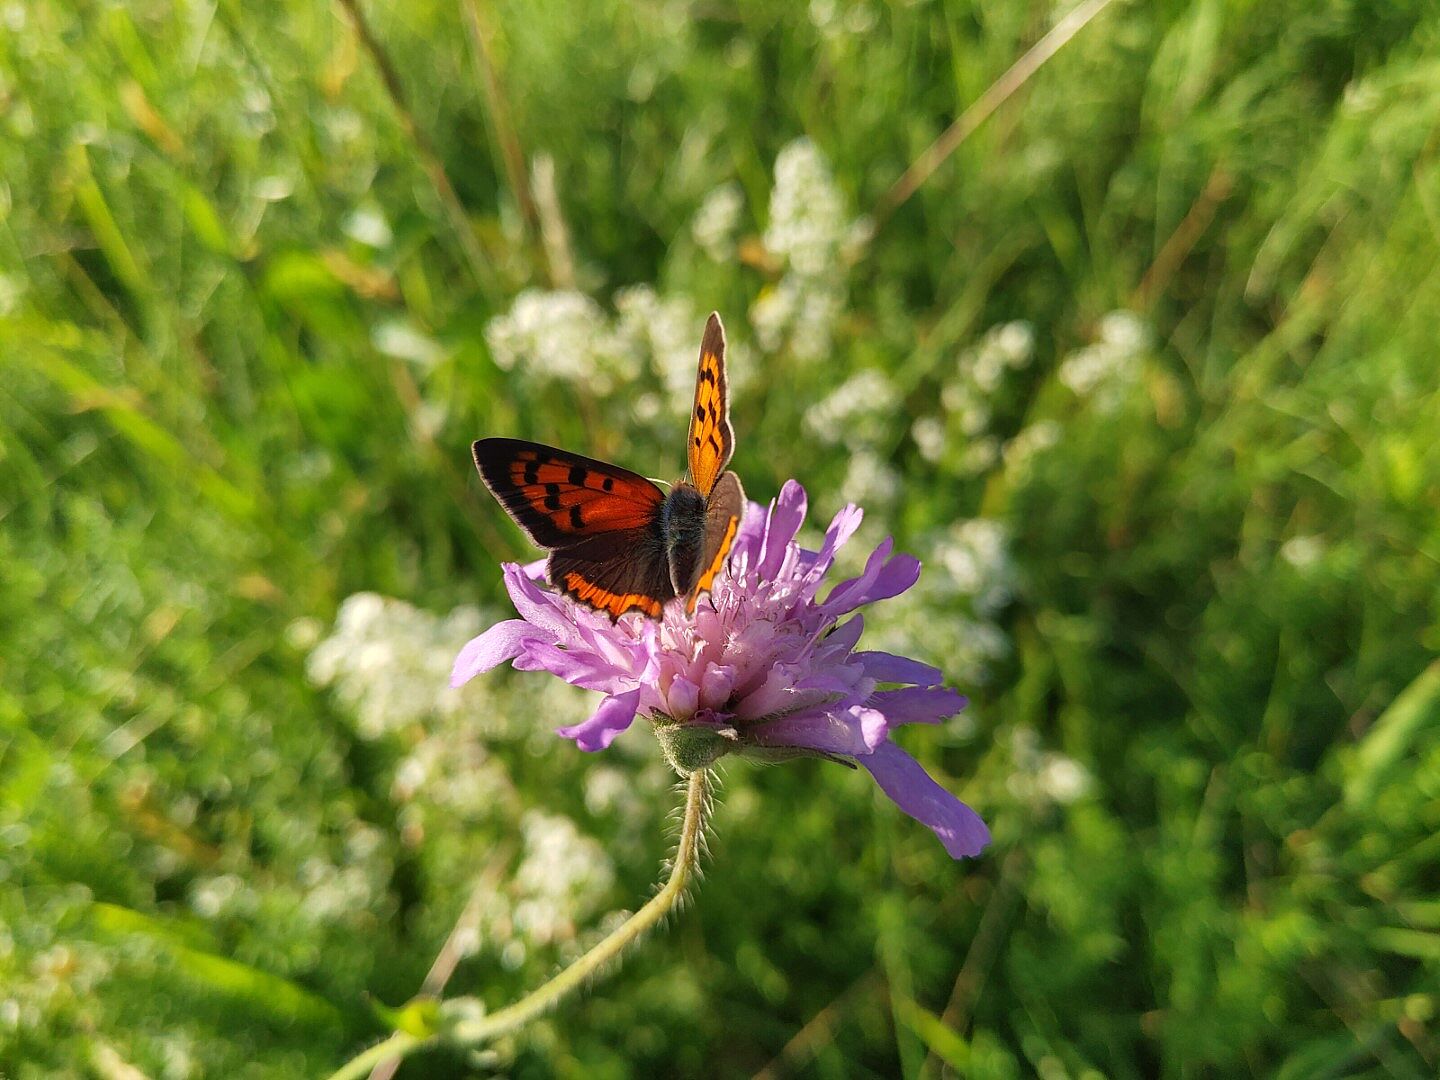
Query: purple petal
[
  {"left": 855, "top": 652, "right": 943, "bottom": 686},
  {"left": 751, "top": 704, "right": 887, "bottom": 755},
  {"left": 869, "top": 687, "right": 967, "bottom": 726},
  {"left": 756, "top": 480, "right": 808, "bottom": 579},
  {"left": 799, "top": 502, "right": 864, "bottom": 588},
  {"left": 450, "top": 620, "right": 537, "bottom": 687},
  {"left": 512, "top": 641, "right": 631, "bottom": 695},
  {"left": 699, "top": 663, "right": 737, "bottom": 710},
  {"left": 815, "top": 614, "right": 865, "bottom": 660},
  {"left": 555, "top": 687, "right": 642, "bottom": 751},
  {"left": 502, "top": 563, "right": 576, "bottom": 640},
  {"left": 733, "top": 666, "right": 840, "bottom": 722},
  {"left": 664, "top": 676, "right": 700, "bottom": 719},
  {"left": 821, "top": 540, "right": 922, "bottom": 616},
  {"left": 726, "top": 500, "right": 770, "bottom": 572},
  {"left": 859, "top": 741, "right": 990, "bottom": 858}
]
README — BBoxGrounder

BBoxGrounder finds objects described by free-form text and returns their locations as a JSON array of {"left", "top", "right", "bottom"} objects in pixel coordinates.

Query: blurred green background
[{"left": 4, "top": 0, "right": 1440, "bottom": 1076}]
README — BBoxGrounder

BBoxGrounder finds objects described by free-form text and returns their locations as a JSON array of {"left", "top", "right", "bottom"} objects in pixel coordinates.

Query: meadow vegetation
[{"left": 2, "top": 0, "right": 1438, "bottom": 1075}]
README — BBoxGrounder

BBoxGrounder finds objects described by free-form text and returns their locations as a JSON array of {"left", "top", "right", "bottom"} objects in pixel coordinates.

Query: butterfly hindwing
[
  {"left": 473, "top": 438, "right": 674, "bottom": 619},
  {"left": 473, "top": 438, "right": 665, "bottom": 549},
  {"left": 549, "top": 541, "right": 673, "bottom": 619},
  {"left": 689, "top": 471, "right": 745, "bottom": 612},
  {"left": 686, "top": 312, "right": 734, "bottom": 498}
]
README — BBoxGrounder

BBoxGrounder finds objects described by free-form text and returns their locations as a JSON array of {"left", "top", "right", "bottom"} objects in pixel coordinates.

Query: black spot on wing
[{"left": 569, "top": 506, "right": 584, "bottom": 529}]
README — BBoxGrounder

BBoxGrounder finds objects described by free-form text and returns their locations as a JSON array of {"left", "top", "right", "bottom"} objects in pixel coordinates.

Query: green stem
[
  {"left": 327, "top": 1030, "right": 423, "bottom": 1080},
  {"left": 325, "top": 769, "right": 711, "bottom": 1080}
]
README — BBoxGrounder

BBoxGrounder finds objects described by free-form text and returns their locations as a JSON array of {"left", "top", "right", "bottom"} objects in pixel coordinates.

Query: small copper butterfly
[{"left": 473, "top": 312, "right": 745, "bottom": 619}]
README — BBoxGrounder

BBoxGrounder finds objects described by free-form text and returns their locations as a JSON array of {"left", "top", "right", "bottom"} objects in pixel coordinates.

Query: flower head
[{"left": 452, "top": 481, "right": 989, "bottom": 858}]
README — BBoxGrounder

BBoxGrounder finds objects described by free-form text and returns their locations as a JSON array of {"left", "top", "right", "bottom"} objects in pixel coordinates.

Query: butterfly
[{"left": 472, "top": 312, "right": 745, "bottom": 620}]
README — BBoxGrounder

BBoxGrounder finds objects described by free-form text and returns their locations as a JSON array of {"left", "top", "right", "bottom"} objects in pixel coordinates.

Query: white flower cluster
[
  {"left": 480, "top": 810, "right": 617, "bottom": 969},
  {"left": 861, "top": 516, "right": 1018, "bottom": 686},
  {"left": 969, "top": 320, "right": 1036, "bottom": 395},
  {"left": 868, "top": 598, "right": 1010, "bottom": 693},
  {"left": 612, "top": 285, "right": 702, "bottom": 413},
  {"left": 485, "top": 286, "right": 726, "bottom": 415},
  {"left": 931, "top": 518, "right": 1018, "bottom": 618},
  {"left": 296, "top": 823, "right": 391, "bottom": 923},
  {"left": 751, "top": 138, "right": 863, "bottom": 361},
  {"left": 186, "top": 818, "right": 395, "bottom": 951},
  {"left": 1281, "top": 534, "right": 1326, "bottom": 569},
  {"left": 690, "top": 181, "right": 744, "bottom": 262},
  {"left": 803, "top": 368, "right": 900, "bottom": 449},
  {"left": 809, "top": 0, "right": 879, "bottom": 38},
  {"left": 763, "top": 138, "right": 850, "bottom": 278},
  {"left": 1002, "top": 419, "right": 1061, "bottom": 475},
  {"left": 305, "top": 593, "right": 487, "bottom": 739},
  {"left": 390, "top": 727, "right": 517, "bottom": 836},
  {"left": 841, "top": 450, "right": 902, "bottom": 507},
  {"left": 1058, "top": 309, "right": 1150, "bottom": 410},
  {"left": 1006, "top": 727, "right": 1093, "bottom": 808},
  {"left": 0, "top": 938, "right": 113, "bottom": 1036},
  {"left": 915, "top": 320, "right": 1036, "bottom": 473},
  {"left": 485, "top": 290, "right": 637, "bottom": 392}
]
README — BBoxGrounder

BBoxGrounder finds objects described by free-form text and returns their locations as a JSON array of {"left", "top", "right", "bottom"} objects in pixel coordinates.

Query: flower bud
[{"left": 653, "top": 719, "right": 734, "bottom": 776}]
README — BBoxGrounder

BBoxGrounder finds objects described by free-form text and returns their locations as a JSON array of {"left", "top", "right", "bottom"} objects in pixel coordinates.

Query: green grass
[{"left": 3, "top": 0, "right": 1439, "bottom": 1076}]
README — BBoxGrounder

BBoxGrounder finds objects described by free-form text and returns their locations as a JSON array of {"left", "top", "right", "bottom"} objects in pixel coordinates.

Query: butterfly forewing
[
  {"left": 686, "top": 312, "right": 734, "bottom": 498},
  {"left": 473, "top": 438, "right": 665, "bottom": 548}
]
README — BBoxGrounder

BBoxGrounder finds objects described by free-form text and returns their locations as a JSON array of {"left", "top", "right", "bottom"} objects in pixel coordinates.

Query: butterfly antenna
[{"left": 648, "top": 477, "right": 672, "bottom": 490}]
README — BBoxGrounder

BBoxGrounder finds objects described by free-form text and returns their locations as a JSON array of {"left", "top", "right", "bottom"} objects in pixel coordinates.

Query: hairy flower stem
[{"left": 326, "top": 769, "right": 711, "bottom": 1080}]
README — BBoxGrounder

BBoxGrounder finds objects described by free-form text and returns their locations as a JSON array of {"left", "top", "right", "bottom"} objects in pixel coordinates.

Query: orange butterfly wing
[
  {"left": 473, "top": 438, "right": 672, "bottom": 618},
  {"left": 686, "top": 471, "right": 744, "bottom": 613},
  {"left": 686, "top": 312, "right": 734, "bottom": 498}
]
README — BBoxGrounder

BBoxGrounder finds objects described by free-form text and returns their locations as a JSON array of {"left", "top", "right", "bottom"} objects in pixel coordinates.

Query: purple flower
[{"left": 452, "top": 480, "right": 989, "bottom": 859}]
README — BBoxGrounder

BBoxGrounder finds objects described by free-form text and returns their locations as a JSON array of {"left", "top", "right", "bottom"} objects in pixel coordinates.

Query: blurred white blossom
[
  {"left": 691, "top": 181, "right": 744, "bottom": 262},
  {"left": 1059, "top": 309, "right": 1150, "bottom": 409},
  {"left": 841, "top": 449, "right": 902, "bottom": 507},
  {"left": 1281, "top": 534, "right": 1325, "bottom": 569},
  {"left": 752, "top": 138, "right": 857, "bottom": 360},
  {"left": 923, "top": 320, "right": 1043, "bottom": 477},
  {"left": 1037, "top": 755, "right": 1093, "bottom": 805},
  {"left": 1007, "top": 727, "right": 1093, "bottom": 808},
  {"left": 810, "top": 0, "right": 879, "bottom": 38},
  {"left": 486, "top": 290, "right": 635, "bottom": 391},
  {"left": 912, "top": 415, "right": 947, "bottom": 462},
  {"left": 1003, "top": 420, "right": 1061, "bottom": 473},
  {"left": 306, "top": 593, "right": 487, "bottom": 738},
  {"left": 342, "top": 203, "right": 392, "bottom": 248},
  {"left": 613, "top": 285, "right": 700, "bottom": 410},
  {"left": 804, "top": 368, "right": 900, "bottom": 448},
  {"left": 864, "top": 516, "right": 1018, "bottom": 684},
  {"left": 482, "top": 811, "right": 616, "bottom": 963},
  {"left": 765, "top": 139, "right": 848, "bottom": 277},
  {"left": 372, "top": 318, "right": 445, "bottom": 368},
  {"left": 933, "top": 518, "right": 1017, "bottom": 617}
]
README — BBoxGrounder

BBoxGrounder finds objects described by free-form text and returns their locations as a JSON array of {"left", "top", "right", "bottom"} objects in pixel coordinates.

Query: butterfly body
[{"left": 473, "top": 313, "right": 743, "bottom": 620}]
